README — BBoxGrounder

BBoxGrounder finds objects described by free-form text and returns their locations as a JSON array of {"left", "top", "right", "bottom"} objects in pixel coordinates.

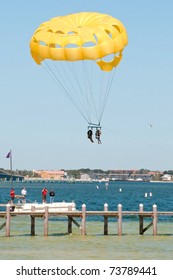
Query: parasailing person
[
  {"left": 87, "top": 129, "right": 94, "bottom": 143},
  {"left": 95, "top": 128, "right": 102, "bottom": 144}
]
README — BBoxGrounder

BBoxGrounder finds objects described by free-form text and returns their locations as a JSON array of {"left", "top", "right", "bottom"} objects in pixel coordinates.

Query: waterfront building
[{"left": 33, "top": 170, "right": 66, "bottom": 181}]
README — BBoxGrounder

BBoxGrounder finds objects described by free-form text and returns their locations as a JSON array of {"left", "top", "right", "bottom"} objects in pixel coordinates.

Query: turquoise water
[
  {"left": 0, "top": 181, "right": 173, "bottom": 260},
  {"left": 1, "top": 219, "right": 173, "bottom": 260}
]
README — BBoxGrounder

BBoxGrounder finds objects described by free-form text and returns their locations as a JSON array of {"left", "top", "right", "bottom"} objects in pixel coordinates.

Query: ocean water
[{"left": 0, "top": 181, "right": 173, "bottom": 260}]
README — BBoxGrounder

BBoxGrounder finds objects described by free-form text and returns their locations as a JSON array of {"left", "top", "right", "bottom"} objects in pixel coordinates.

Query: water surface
[{"left": 0, "top": 181, "right": 173, "bottom": 260}]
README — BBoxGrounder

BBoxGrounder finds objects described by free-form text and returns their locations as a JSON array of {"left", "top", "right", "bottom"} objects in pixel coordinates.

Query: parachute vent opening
[
  {"left": 50, "top": 44, "right": 62, "bottom": 49},
  {"left": 112, "top": 25, "right": 121, "bottom": 33},
  {"left": 33, "top": 37, "right": 38, "bottom": 43},
  {"left": 67, "top": 31, "right": 78, "bottom": 35},
  {"left": 105, "top": 30, "right": 113, "bottom": 39},
  {"left": 55, "top": 30, "right": 65, "bottom": 34},
  {"left": 35, "top": 29, "right": 42, "bottom": 35},
  {"left": 101, "top": 53, "right": 115, "bottom": 63},
  {"left": 39, "top": 41, "right": 47, "bottom": 46},
  {"left": 65, "top": 43, "right": 79, "bottom": 49},
  {"left": 82, "top": 42, "right": 97, "bottom": 48},
  {"left": 93, "top": 33, "right": 99, "bottom": 44}
]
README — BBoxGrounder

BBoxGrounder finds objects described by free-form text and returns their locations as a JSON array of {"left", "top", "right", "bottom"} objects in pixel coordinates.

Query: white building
[{"left": 161, "top": 174, "right": 172, "bottom": 181}]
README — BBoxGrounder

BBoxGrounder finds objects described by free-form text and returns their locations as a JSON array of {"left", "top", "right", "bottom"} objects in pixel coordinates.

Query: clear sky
[{"left": 1, "top": 1, "right": 173, "bottom": 171}]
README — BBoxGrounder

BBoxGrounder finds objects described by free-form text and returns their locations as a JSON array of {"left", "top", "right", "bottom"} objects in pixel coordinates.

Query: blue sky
[{"left": 1, "top": 1, "right": 173, "bottom": 171}]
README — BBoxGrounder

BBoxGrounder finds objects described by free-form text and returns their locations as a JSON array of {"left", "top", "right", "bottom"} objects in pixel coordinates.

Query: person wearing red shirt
[
  {"left": 10, "top": 188, "right": 15, "bottom": 203},
  {"left": 42, "top": 188, "right": 48, "bottom": 203}
]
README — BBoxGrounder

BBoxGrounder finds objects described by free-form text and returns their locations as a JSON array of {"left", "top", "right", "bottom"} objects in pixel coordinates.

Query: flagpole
[
  {"left": 6, "top": 150, "right": 13, "bottom": 188},
  {"left": 10, "top": 149, "right": 13, "bottom": 188}
]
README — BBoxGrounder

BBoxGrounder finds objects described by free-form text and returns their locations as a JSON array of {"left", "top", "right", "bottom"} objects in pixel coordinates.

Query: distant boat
[
  {"left": 127, "top": 178, "right": 143, "bottom": 182},
  {"left": 135, "top": 178, "right": 143, "bottom": 182}
]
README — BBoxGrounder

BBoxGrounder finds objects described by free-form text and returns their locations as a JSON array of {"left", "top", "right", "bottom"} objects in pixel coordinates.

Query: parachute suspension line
[
  {"left": 88, "top": 61, "right": 100, "bottom": 123},
  {"left": 99, "top": 68, "right": 116, "bottom": 123},
  {"left": 68, "top": 62, "right": 91, "bottom": 122},
  {"left": 99, "top": 68, "right": 117, "bottom": 124},
  {"left": 53, "top": 61, "right": 90, "bottom": 122},
  {"left": 81, "top": 60, "right": 92, "bottom": 124},
  {"left": 82, "top": 61, "right": 100, "bottom": 124},
  {"left": 98, "top": 69, "right": 105, "bottom": 123},
  {"left": 52, "top": 61, "right": 75, "bottom": 97},
  {"left": 42, "top": 61, "right": 89, "bottom": 123},
  {"left": 43, "top": 61, "right": 76, "bottom": 109}
]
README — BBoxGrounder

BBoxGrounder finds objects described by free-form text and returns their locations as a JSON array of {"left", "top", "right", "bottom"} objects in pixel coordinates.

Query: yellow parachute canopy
[
  {"left": 30, "top": 12, "right": 128, "bottom": 127},
  {"left": 30, "top": 12, "right": 128, "bottom": 71}
]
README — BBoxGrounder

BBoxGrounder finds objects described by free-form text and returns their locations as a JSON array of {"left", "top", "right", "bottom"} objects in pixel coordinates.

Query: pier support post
[
  {"left": 31, "top": 206, "right": 35, "bottom": 236},
  {"left": 6, "top": 204, "right": 11, "bottom": 237},
  {"left": 139, "top": 204, "right": 144, "bottom": 235},
  {"left": 68, "top": 205, "right": 72, "bottom": 234},
  {"left": 153, "top": 204, "right": 157, "bottom": 236},
  {"left": 31, "top": 216, "right": 35, "bottom": 236},
  {"left": 68, "top": 217, "right": 72, "bottom": 234},
  {"left": 44, "top": 206, "right": 49, "bottom": 236},
  {"left": 81, "top": 204, "right": 86, "bottom": 235},
  {"left": 118, "top": 204, "right": 122, "bottom": 236},
  {"left": 104, "top": 203, "right": 108, "bottom": 235}
]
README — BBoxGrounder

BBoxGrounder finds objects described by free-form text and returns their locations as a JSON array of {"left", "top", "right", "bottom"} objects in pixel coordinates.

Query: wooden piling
[
  {"left": 67, "top": 205, "right": 73, "bottom": 233},
  {"left": 104, "top": 203, "right": 108, "bottom": 235},
  {"left": 153, "top": 204, "right": 157, "bottom": 236},
  {"left": 81, "top": 204, "right": 86, "bottom": 235},
  {"left": 139, "top": 203, "right": 144, "bottom": 235},
  {"left": 31, "top": 216, "right": 35, "bottom": 236},
  {"left": 118, "top": 204, "right": 122, "bottom": 236},
  {"left": 68, "top": 217, "right": 72, "bottom": 233},
  {"left": 6, "top": 205, "right": 11, "bottom": 237},
  {"left": 44, "top": 206, "right": 49, "bottom": 236},
  {"left": 31, "top": 206, "right": 35, "bottom": 236}
]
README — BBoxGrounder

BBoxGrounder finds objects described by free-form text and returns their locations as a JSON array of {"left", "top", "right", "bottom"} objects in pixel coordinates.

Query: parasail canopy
[{"left": 30, "top": 12, "right": 128, "bottom": 127}]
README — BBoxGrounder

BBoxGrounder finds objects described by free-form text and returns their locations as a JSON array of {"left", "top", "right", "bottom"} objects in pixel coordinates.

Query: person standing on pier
[
  {"left": 42, "top": 187, "right": 48, "bottom": 203},
  {"left": 10, "top": 188, "right": 15, "bottom": 203},
  {"left": 21, "top": 187, "right": 27, "bottom": 203},
  {"left": 49, "top": 189, "right": 55, "bottom": 203}
]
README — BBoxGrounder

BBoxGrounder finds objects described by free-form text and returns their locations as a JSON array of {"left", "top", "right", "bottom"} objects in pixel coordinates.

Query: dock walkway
[{"left": 0, "top": 203, "right": 173, "bottom": 237}]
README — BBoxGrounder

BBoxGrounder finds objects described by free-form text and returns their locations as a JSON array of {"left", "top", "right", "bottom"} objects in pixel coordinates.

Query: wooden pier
[{"left": 0, "top": 203, "right": 173, "bottom": 237}]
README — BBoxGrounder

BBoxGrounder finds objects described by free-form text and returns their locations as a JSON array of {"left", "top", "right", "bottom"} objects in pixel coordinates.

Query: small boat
[
  {"left": 13, "top": 201, "right": 76, "bottom": 213},
  {"left": 135, "top": 178, "right": 143, "bottom": 182},
  {"left": 127, "top": 178, "right": 143, "bottom": 182}
]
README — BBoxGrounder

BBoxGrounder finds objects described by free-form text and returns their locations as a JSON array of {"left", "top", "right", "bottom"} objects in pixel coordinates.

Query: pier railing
[{"left": 0, "top": 203, "right": 173, "bottom": 237}]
